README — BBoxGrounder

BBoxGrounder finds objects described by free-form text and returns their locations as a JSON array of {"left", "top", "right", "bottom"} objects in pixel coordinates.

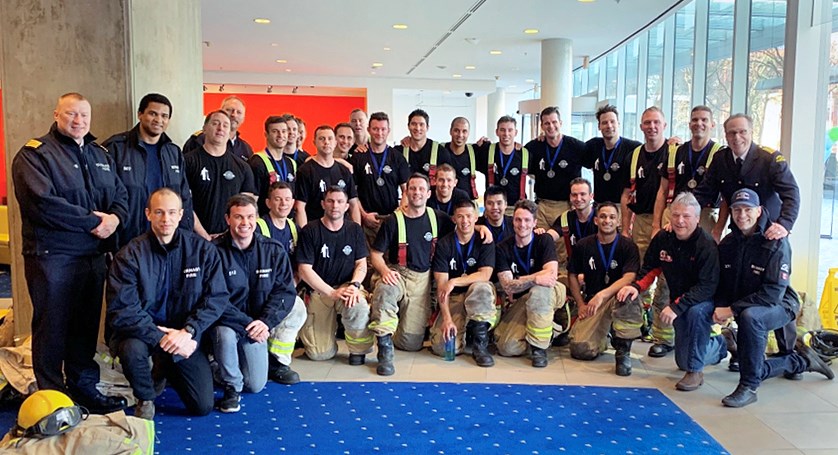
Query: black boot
[
  {"left": 530, "top": 345, "right": 548, "bottom": 368},
  {"left": 467, "top": 321, "right": 494, "bottom": 367},
  {"left": 612, "top": 337, "right": 633, "bottom": 377},
  {"left": 722, "top": 326, "right": 739, "bottom": 372},
  {"left": 376, "top": 334, "right": 395, "bottom": 376}
]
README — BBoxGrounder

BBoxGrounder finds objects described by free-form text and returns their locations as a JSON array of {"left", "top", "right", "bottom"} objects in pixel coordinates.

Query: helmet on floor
[
  {"left": 14, "top": 389, "right": 85, "bottom": 438},
  {"left": 804, "top": 329, "right": 838, "bottom": 363}
]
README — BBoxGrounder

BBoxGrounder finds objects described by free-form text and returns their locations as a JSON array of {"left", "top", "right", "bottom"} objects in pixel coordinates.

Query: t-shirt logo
[
  {"left": 466, "top": 257, "right": 476, "bottom": 267},
  {"left": 321, "top": 244, "right": 330, "bottom": 258},
  {"left": 423, "top": 232, "right": 433, "bottom": 242},
  {"left": 383, "top": 165, "right": 392, "bottom": 174},
  {"left": 319, "top": 179, "right": 327, "bottom": 193},
  {"left": 200, "top": 167, "right": 210, "bottom": 181},
  {"left": 364, "top": 163, "right": 372, "bottom": 174},
  {"left": 659, "top": 250, "right": 673, "bottom": 263},
  {"left": 423, "top": 163, "right": 431, "bottom": 172},
  {"left": 588, "top": 257, "right": 596, "bottom": 270},
  {"left": 637, "top": 167, "right": 645, "bottom": 179},
  {"left": 337, "top": 179, "right": 346, "bottom": 188},
  {"left": 223, "top": 170, "right": 235, "bottom": 180},
  {"left": 449, "top": 257, "right": 457, "bottom": 270},
  {"left": 342, "top": 245, "right": 352, "bottom": 256},
  {"left": 511, "top": 262, "right": 519, "bottom": 274},
  {"left": 510, "top": 168, "right": 520, "bottom": 176},
  {"left": 610, "top": 260, "right": 618, "bottom": 269}
]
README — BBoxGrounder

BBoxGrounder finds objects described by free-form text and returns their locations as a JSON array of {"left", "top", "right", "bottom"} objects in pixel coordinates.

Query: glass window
[
  {"left": 672, "top": 1, "right": 696, "bottom": 142},
  {"left": 747, "top": 0, "right": 786, "bottom": 149},
  {"left": 646, "top": 23, "right": 665, "bottom": 109},
  {"left": 705, "top": 0, "right": 735, "bottom": 139},
  {"left": 587, "top": 60, "right": 600, "bottom": 96},
  {"left": 605, "top": 52, "right": 618, "bottom": 100},
  {"left": 573, "top": 69, "right": 585, "bottom": 97},
  {"left": 624, "top": 38, "right": 640, "bottom": 139}
]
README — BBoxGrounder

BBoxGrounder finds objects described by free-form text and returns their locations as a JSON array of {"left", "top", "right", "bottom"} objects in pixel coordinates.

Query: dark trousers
[
  {"left": 24, "top": 254, "right": 105, "bottom": 395},
  {"left": 117, "top": 337, "right": 214, "bottom": 416},
  {"left": 736, "top": 305, "right": 807, "bottom": 389},
  {"left": 673, "top": 300, "right": 727, "bottom": 372}
]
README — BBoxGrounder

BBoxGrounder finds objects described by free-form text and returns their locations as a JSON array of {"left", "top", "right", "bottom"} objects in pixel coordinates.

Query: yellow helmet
[{"left": 15, "top": 390, "right": 84, "bottom": 438}]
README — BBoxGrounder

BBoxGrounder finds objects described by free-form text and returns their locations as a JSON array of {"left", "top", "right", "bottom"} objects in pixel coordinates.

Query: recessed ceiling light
[
  {"left": 271, "top": 43, "right": 279, "bottom": 47},
  {"left": 383, "top": 47, "right": 391, "bottom": 51},
  {"left": 465, "top": 65, "right": 476, "bottom": 70},
  {"left": 578, "top": 0, "right": 596, "bottom": 3},
  {"left": 392, "top": 24, "right": 408, "bottom": 30},
  {"left": 489, "top": 50, "right": 502, "bottom": 55},
  {"left": 526, "top": 79, "right": 535, "bottom": 83},
  {"left": 285, "top": 69, "right": 292, "bottom": 72},
  {"left": 275, "top": 59, "right": 287, "bottom": 63},
  {"left": 372, "top": 62, "right": 384, "bottom": 68},
  {"left": 524, "top": 29, "right": 539, "bottom": 34},
  {"left": 452, "top": 74, "right": 462, "bottom": 78},
  {"left": 253, "top": 18, "right": 271, "bottom": 24}
]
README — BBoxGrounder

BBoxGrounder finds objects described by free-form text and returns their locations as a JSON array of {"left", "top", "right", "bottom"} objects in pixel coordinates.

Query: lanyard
[
  {"left": 601, "top": 137, "right": 622, "bottom": 170},
  {"left": 512, "top": 235, "right": 534, "bottom": 275},
  {"left": 574, "top": 209, "right": 594, "bottom": 240},
  {"left": 596, "top": 236, "right": 619, "bottom": 275},
  {"left": 266, "top": 148, "right": 289, "bottom": 181},
  {"left": 455, "top": 235, "right": 476, "bottom": 273},
  {"left": 688, "top": 142, "right": 711, "bottom": 180},
  {"left": 498, "top": 148, "right": 516, "bottom": 179},
  {"left": 546, "top": 137, "right": 564, "bottom": 170},
  {"left": 369, "top": 145, "right": 389, "bottom": 178}
]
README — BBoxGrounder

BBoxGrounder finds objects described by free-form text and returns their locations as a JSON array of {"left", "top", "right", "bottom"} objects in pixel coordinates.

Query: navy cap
[{"left": 730, "top": 188, "right": 760, "bottom": 208}]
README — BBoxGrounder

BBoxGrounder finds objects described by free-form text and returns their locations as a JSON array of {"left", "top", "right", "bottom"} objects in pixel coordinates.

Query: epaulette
[
  {"left": 24, "top": 139, "right": 43, "bottom": 149},
  {"left": 95, "top": 143, "right": 110, "bottom": 153},
  {"left": 759, "top": 145, "right": 786, "bottom": 162},
  {"left": 191, "top": 130, "right": 203, "bottom": 137},
  {"left": 759, "top": 145, "right": 777, "bottom": 154}
]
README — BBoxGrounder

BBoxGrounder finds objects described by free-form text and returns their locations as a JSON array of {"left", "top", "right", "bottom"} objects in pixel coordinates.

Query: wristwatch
[
  {"left": 351, "top": 281, "right": 362, "bottom": 289},
  {"left": 184, "top": 325, "right": 196, "bottom": 339}
]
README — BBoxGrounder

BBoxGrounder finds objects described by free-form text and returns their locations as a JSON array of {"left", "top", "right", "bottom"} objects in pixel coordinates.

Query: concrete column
[
  {"left": 780, "top": 0, "right": 831, "bottom": 297},
  {"left": 0, "top": 0, "right": 203, "bottom": 340},
  {"left": 540, "top": 38, "right": 573, "bottom": 121},
  {"left": 486, "top": 88, "right": 506, "bottom": 138}
]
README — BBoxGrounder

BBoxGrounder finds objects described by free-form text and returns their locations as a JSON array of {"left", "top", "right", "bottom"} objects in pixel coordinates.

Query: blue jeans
[
  {"left": 736, "top": 305, "right": 807, "bottom": 389},
  {"left": 673, "top": 300, "right": 727, "bottom": 372},
  {"left": 211, "top": 326, "right": 268, "bottom": 393}
]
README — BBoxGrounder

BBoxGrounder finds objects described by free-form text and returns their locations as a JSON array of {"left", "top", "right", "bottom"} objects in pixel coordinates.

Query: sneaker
[
  {"left": 217, "top": 387, "right": 241, "bottom": 413},
  {"left": 722, "top": 384, "right": 758, "bottom": 408},
  {"left": 135, "top": 400, "right": 155, "bottom": 420}
]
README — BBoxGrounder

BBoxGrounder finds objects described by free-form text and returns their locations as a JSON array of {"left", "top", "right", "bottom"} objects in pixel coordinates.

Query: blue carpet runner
[{"left": 0, "top": 381, "right": 728, "bottom": 454}]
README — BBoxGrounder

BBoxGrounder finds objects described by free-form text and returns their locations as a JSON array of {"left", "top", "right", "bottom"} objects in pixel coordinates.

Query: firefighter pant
[
  {"left": 369, "top": 268, "right": 432, "bottom": 351},
  {"left": 429, "top": 282, "right": 497, "bottom": 356},
  {"left": 300, "top": 287, "right": 373, "bottom": 361},
  {"left": 569, "top": 295, "right": 643, "bottom": 360},
  {"left": 632, "top": 212, "right": 674, "bottom": 346},
  {"left": 495, "top": 283, "right": 566, "bottom": 356},
  {"left": 536, "top": 199, "right": 569, "bottom": 231}
]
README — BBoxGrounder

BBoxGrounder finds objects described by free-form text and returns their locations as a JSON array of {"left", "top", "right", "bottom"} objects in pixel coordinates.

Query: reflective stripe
[
  {"left": 257, "top": 218, "right": 271, "bottom": 237},
  {"left": 268, "top": 339, "right": 295, "bottom": 356},
  {"left": 429, "top": 141, "right": 439, "bottom": 180},
  {"left": 394, "top": 207, "right": 437, "bottom": 267},
  {"left": 143, "top": 419, "right": 155, "bottom": 455},
  {"left": 345, "top": 334, "right": 373, "bottom": 345},
  {"left": 558, "top": 210, "right": 572, "bottom": 258},
  {"left": 257, "top": 152, "right": 277, "bottom": 181},
  {"left": 705, "top": 142, "right": 722, "bottom": 168},
  {"left": 466, "top": 144, "right": 477, "bottom": 198},
  {"left": 487, "top": 143, "right": 496, "bottom": 185},
  {"left": 664, "top": 144, "right": 679, "bottom": 202},
  {"left": 527, "top": 324, "right": 554, "bottom": 339},
  {"left": 368, "top": 319, "right": 399, "bottom": 332}
]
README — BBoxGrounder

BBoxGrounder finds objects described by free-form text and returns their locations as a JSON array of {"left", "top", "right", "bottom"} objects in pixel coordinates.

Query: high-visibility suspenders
[
  {"left": 628, "top": 145, "right": 643, "bottom": 204},
  {"left": 394, "top": 207, "right": 438, "bottom": 267},
  {"left": 256, "top": 218, "right": 298, "bottom": 247},
  {"left": 403, "top": 141, "right": 440, "bottom": 180},
  {"left": 256, "top": 151, "right": 297, "bottom": 183},
  {"left": 558, "top": 211, "right": 573, "bottom": 258},
  {"left": 664, "top": 142, "right": 720, "bottom": 203},
  {"left": 466, "top": 144, "right": 477, "bottom": 199},
  {"left": 487, "top": 144, "right": 529, "bottom": 200}
]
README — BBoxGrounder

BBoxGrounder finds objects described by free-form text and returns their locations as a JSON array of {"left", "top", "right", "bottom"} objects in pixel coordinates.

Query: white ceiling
[{"left": 201, "top": 0, "right": 684, "bottom": 93}]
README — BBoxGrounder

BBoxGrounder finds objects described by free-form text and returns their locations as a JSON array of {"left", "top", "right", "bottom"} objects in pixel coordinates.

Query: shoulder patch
[
  {"left": 25, "top": 139, "right": 42, "bottom": 149},
  {"left": 191, "top": 130, "right": 203, "bottom": 137}
]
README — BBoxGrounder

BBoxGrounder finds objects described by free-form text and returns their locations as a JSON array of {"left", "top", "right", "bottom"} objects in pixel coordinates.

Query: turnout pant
[
  {"left": 536, "top": 199, "right": 569, "bottom": 231},
  {"left": 495, "top": 283, "right": 566, "bottom": 356},
  {"left": 673, "top": 300, "right": 727, "bottom": 372},
  {"left": 116, "top": 337, "right": 214, "bottom": 416},
  {"left": 212, "top": 297, "right": 307, "bottom": 393},
  {"left": 736, "top": 305, "right": 808, "bottom": 389},
  {"left": 632, "top": 212, "right": 674, "bottom": 346},
  {"left": 25, "top": 254, "right": 105, "bottom": 396},
  {"left": 429, "top": 282, "right": 497, "bottom": 356},
  {"left": 569, "top": 295, "right": 643, "bottom": 360},
  {"left": 300, "top": 287, "right": 373, "bottom": 361},
  {"left": 369, "top": 268, "right": 432, "bottom": 351}
]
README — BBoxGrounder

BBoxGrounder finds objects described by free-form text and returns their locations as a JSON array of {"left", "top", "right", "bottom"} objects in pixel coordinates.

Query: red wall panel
[{"left": 202, "top": 93, "right": 366, "bottom": 152}]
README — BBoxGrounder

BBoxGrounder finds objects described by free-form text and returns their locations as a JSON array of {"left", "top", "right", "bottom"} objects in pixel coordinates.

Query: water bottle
[{"left": 444, "top": 334, "right": 456, "bottom": 361}]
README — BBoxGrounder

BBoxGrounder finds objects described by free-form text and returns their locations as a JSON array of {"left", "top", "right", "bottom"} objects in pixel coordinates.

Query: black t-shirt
[
  {"left": 476, "top": 143, "right": 529, "bottom": 203},
  {"left": 568, "top": 234, "right": 640, "bottom": 299},
  {"left": 296, "top": 219, "right": 368, "bottom": 287},
  {"left": 350, "top": 146, "right": 410, "bottom": 214},
  {"left": 551, "top": 209, "right": 597, "bottom": 257},
  {"left": 285, "top": 149, "right": 311, "bottom": 168},
  {"left": 477, "top": 215, "right": 515, "bottom": 244},
  {"left": 658, "top": 141, "right": 719, "bottom": 203},
  {"left": 444, "top": 143, "right": 480, "bottom": 199},
  {"left": 584, "top": 137, "right": 642, "bottom": 204},
  {"left": 495, "top": 233, "right": 557, "bottom": 298},
  {"left": 185, "top": 149, "right": 256, "bottom": 234},
  {"left": 295, "top": 159, "right": 357, "bottom": 222},
  {"left": 526, "top": 135, "right": 588, "bottom": 201},
  {"left": 432, "top": 231, "right": 495, "bottom": 295},
  {"left": 372, "top": 208, "right": 455, "bottom": 272},
  {"left": 428, "top": 188, "right": 471, "bottom": 217},
  {"left": 249, "top": 150, "right": 298, "bottom": 215},
  {"left": 624, "top": 143, "right": 666, "bottom": 215},
  {"left": 394, "top": 140, "right": 451, "bottom": 177}
]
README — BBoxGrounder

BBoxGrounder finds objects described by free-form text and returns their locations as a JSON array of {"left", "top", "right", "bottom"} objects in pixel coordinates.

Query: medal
[
  {"left": 547, "top": 170, "right": 555, "bottom": 178},
  {"left": 369, "top": 146, "right": 390, "bottom": 188},
  {"left": 376, "top": 177, "right": 385, "bottom": 186},
  {"left": 604, "top": 275, "right": 610, "bottom": 284},
  {"left": 500, "top": 178, "right": 509, "bottom": 186},
  {"left": 497, "top": 148, "right": 515, "bottom": 188},
  {"left": 597, "top": 237, "right": 619, "bottom": 288},
  {"left": 687, "top": 178, "right": 697, "bottom": 189},
  {"left": 603, "top": 172, "right": 611, "bottom": 182}
]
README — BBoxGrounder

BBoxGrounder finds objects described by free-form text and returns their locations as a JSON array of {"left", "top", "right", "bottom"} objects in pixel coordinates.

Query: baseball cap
[{"left": 730, "top": 188, "right": 760, "bottom": 208}]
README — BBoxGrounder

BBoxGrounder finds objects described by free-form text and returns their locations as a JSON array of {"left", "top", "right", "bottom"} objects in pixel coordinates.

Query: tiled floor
[{"left": 291, "top": 340, "right": 838, "bottom": 455}]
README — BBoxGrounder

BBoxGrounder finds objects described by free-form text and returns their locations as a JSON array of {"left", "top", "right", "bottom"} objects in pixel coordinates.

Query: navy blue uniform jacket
[
  {"left": 103, "top": 125, "right": 193, "bottom": 248},
  {"left": 12, "top": 124, "right": 129, "bottom": 256},
  {"left": 107, "top": 229, "right": 229, "bottom": 347},
  {"left": 212, "top": 232, "right": 297, "bottom": 336}
]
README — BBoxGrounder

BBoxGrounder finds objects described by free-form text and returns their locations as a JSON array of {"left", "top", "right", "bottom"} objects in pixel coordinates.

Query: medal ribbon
[
  {"left": 688, "top": 142, "right": 711, "bottom": 181},
  {"left": 600, "top": 137, "right": 622, "bottom": 171},
  {"left": 574, "top": 209, "right": 594, "bottom": 241},
  {"left": 455, "top": 235, "right": 476, "bottom": 273},
  {"left": 512, "top": 234, "right": 534, "bottom": 275},
  {"left": 498, "top": 148, "right": 516, "bottom": 180},
  {"left": 596, "top": 236, "right": 619, "bottom": 281},
  {"left": 369, "top": 145, "right": 390, "bottom": 180},
  {"left": 265, "top": 148, "right": 289, "bottom": 181},
  {"left": 546, "top": 137, "right": 564, "bottom": 171}
]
